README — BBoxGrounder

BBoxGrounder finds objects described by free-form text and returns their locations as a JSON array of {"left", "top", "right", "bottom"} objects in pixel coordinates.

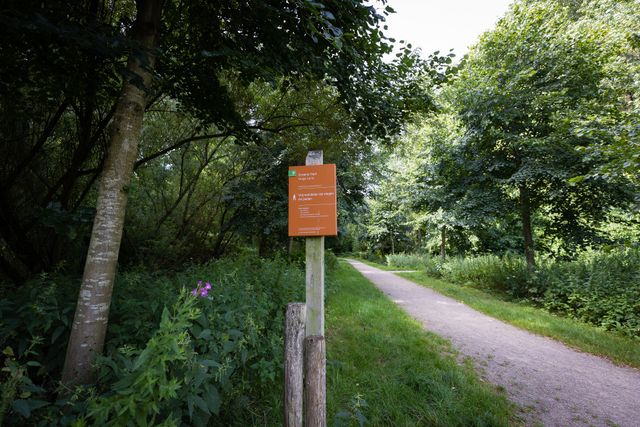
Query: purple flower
[{"left": 190, "top": 280, "right": 212, "bottom": 298}]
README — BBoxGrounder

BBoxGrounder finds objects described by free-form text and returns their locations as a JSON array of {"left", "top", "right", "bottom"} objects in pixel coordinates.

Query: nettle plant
[{"left": 1, "top": 255, "right": 304, "bottom": 425}]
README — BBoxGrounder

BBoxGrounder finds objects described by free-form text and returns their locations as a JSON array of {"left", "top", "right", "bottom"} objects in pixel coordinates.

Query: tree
[
  {"left": 0, "top": 0, "right": 138, "bottom": 283},
  {"left": 49, "top": 0, "right": 437, "bottom": 385},
  {"left": 61, "top": 0, "right": 162, "bottom": 387},
  {"left": 446, "top": 0, "right": 637, "bottom": 268}
]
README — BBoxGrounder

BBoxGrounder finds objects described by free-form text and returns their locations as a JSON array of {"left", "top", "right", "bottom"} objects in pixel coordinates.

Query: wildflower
[{"left": 191, "top": 280, "right": 212, "bottom": 298}]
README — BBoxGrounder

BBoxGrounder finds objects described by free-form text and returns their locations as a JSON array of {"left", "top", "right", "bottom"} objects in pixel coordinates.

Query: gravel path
[{"left": 347, "top": 260, "right": 640, "bottom": 427}]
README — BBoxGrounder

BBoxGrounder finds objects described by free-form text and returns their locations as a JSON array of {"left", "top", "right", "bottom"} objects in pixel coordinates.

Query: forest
[{"left": 0, "top": 0, "right": 638, "bottom": 425}]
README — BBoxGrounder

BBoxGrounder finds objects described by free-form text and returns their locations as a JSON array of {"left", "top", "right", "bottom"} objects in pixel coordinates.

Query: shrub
[
  {"left": 418, "top": 249, "right": 640, "bottom": 338},
  {"left": 538, "top": 249, "right": 640, "bottom": 337},
  {"left": 439, "top": 254, "right": 529, "bottom": 295},
  {"left": 354, "top": 251, "right": 385, "bottom": 265},
  {"left": 385, "top": 253, "right": 427, "bottom": 269},
  {"left": 0, "top": 254, "right": 305, "bottom": 426}
]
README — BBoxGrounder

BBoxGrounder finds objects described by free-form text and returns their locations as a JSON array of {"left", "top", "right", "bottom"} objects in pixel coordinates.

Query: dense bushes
[
  {"left": 385, "top": 249, "right": 640, "bottom": 338},
  {"left": 0, "top": 255, "right": 304, "bottom": 426},
  {"left": 439, "top": 255, "right": 530, "bottom": 296},
  {"left": 539, "top": 250, "right": 640, "bottom": 337},
  {"left": 385, "top": 253, "right": 429, "bottom": 269}
]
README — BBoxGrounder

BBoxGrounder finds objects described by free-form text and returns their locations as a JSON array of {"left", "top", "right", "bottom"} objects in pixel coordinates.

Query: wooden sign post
[{"left": 287, "top": 150, "right": 336, "bottom": 427}]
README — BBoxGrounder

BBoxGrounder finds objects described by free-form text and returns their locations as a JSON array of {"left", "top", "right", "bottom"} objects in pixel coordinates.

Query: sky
[{"left": 382, "top": 0, "right": 514, "bottom": 59}]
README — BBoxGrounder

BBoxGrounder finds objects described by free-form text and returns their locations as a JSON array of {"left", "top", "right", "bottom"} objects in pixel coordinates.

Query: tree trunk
[
  {"left": 390, "top": 232, "right": 395, "bottom": 255},
  {"left": 519, "top": 185, "right": 535, "bottom": 271},
  {"left": 61, "top": 0, "right": 161, "bottom": 387},
  {"left": 440, "top": 227, "right": 446, "bottom": 260}
]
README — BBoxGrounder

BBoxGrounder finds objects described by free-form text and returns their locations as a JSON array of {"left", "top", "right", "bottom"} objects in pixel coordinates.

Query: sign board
[{"left": 288, "top": 164, "right": 337, "bottom": 236}]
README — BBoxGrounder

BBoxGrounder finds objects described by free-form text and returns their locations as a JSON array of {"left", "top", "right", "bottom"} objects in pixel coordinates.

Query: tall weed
[
  {"left": 406, "top": 249, "right": 640, "bottom": 337},
  {"left": 0, "top": 254, "right": 305, "bottom": 425},
  {"left": 385, "top": 253, "right": 427, "bottom": 269},
  {"left": 539, "top": 249, "right": 640, "bottom": 336},
  {"left": 440, "top": 254, "right": 529, "bottom": 296}
]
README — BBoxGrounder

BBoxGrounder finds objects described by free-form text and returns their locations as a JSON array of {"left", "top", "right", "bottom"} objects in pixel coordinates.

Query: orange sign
[{"left": 288, "top": 164, "right": 337, "bottom": 236}]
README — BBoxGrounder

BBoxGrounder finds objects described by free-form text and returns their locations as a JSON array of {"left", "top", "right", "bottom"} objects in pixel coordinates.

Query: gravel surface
[{"left": 347, "top": 260, "right": 640, "bottom": 427}]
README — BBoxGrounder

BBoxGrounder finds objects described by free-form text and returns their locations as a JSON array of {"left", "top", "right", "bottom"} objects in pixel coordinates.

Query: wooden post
[
  {"left": 284, "top": 303, "right": 306, "bottom": 427},
  {"left": 305, "top": 150, "right": 325, "bottom": 337},
  {"left": 304, "top": 335, "right": 326, "bottom": 427},
  {"left": 304, "top": 150, "right": 326, "bottom": 425}
]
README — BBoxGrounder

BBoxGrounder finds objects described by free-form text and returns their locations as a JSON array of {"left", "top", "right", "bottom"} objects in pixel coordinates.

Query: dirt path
[{"left": 347, "top": 260, "right": 640, "bottom": 427}]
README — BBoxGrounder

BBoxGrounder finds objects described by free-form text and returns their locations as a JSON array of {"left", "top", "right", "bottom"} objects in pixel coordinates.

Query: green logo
[{"left": 288, "top": 170, "right": 296, "bottom": 177}]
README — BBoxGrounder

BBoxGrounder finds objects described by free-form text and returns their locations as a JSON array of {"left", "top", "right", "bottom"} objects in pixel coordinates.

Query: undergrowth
[
  {"left": 0, "top": 254, "right": 305, "bottom": 426},
  {"left": 384, "top": 249, "right": 640, "bottom": 338}
]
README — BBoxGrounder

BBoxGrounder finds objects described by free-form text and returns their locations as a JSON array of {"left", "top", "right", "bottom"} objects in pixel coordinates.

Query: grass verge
[
  {"left": 325, "top": 261, "right": 516, "bottom": 426},
  {"left": 379, "top": 269, "right": 640, "bottom": 369}
]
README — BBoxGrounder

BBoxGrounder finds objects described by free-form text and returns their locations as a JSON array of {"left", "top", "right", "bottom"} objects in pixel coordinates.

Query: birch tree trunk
[
  {"left": 519, "top": 184, "right": 536, "bottom": 271},
  {"left": 61, "top": 0, "right": 161, "bottom": 386}
]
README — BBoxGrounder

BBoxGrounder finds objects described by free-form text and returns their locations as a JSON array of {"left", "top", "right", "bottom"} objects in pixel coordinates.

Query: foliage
[
  {"left": 401, "top": 248, "right": 640, "bottom": 337},
  {"left": 0, "top": 0, "right": 443, "bottom": 284},
  {"left": 445, "top": 0, "right": 638, "bottom": 257},
  {"left": 359, "top": 0, "right": 640, "bottom": 264},
  {"left": 538, "top": 249, "right": 640, "bottom": 336},
  {"left": 0, "top": 255, "right": 304, "bottom": 425},
  {"left": 87, "top": 296, "right": 200, "bottom": 427},
  {"left": 385, "top": 253, "right": 425, "bottom": 269},
  {"left": 439, "top": 255, "right": 530, "bottom": 296},
  {"left": 385, "top": 253, "right": 430, "bottom": 270}
]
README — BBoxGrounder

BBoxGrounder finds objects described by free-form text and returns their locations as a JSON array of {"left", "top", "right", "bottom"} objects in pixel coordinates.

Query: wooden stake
[
  {"left": 305, "top": 150, "right": 325, "bottom": 337},
  {"left": 284, "top": 303, "right": 306, "bottom": 427},
  {"left": 303, "top": 150, "right": 326, "bottom": 426},
  {"left": 304, "top": 335, "right": 326, "bottom": 427}
]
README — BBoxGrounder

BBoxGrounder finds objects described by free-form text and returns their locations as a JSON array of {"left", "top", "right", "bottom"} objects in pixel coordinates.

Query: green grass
[
  {"left": 325, "top": 261, "right": 517, "bottom": 426},
  {"left": 386, "top": 270, "right": 640, "bottom": 370}
]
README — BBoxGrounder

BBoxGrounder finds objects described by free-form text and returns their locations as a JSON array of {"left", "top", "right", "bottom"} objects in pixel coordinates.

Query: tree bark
[
  {"left": 390, "top": 232, "right": 395, "bottom": 255},
  {"left": 440, "top": 227, "right": 446, "bottom": 261},
  {"left": 519, "top": 184, "right": 535, "bottom": 270},
  {"left": 61, "top": 0, "right": 162, "bottom": 387}
]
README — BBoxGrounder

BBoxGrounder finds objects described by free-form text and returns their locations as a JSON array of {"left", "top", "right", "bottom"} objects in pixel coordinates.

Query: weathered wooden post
[
  {"left": 303, "top": 150, "right": 326, "bottom": 426},
  {"left": 284, "top": 303, "right": 306, "bottom": 427},
  {"left": 304, "top": 334, "right": 326, "bottom": 427},
  {"left": 287, "top": 150, "right": 336, "bottom": 426},
  {"left": 304, "top": 150, "right": 325, "bottom": 337}
]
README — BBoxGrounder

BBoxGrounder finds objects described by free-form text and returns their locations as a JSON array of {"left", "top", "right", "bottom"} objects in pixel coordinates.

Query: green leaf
[
  {"left": 51, "top": 325, "right": 65, "bottom": 343},
  {"left": 12, "top": 400, "right": 31, "bottom": 418},
  {"left": 191, "top": 395, "right": 210, "bottom": 414},
  {"left": 197, "top": 329, "right": 211, "bottom": 340},
  {"left": 204, "top": 385, "right": 221, "bottom": 415},
  {"left": 200, "top": 359, "right": 221, "bottom": 368}
]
